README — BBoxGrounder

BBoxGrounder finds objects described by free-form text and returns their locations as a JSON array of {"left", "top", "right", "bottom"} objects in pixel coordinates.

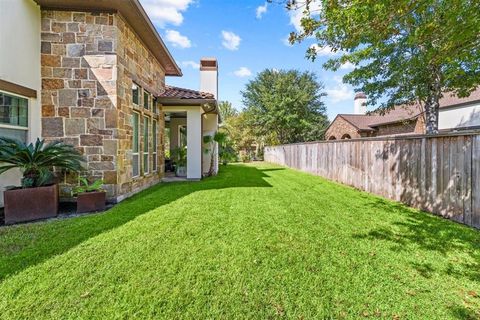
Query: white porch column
[{"left": 187, "top": 108, "right": 202, "bottom": 180}]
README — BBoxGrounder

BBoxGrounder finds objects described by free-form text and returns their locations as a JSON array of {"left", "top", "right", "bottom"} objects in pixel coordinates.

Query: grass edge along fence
[{"left": 264, "top": 131, "right": 480, "bottom": 229}]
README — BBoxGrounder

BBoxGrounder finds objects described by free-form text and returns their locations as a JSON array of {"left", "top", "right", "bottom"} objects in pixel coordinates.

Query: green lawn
[{"left": 0, "top": 163, "right": 479, "bottom": 319}]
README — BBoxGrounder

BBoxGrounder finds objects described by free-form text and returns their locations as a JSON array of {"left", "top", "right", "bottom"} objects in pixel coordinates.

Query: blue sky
[{"left": 139, "top": 0, "right": 356, "bottom": 120}]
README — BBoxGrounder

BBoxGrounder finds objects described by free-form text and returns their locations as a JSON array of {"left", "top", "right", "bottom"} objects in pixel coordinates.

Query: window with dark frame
[{"left": 0, "top": 92, "right": 28, "bottom": 142}]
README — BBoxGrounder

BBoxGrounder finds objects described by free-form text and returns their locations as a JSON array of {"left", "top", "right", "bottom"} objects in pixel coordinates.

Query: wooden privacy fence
[{"left": 264, "top": 132, "right": 480, "bottom": 229}]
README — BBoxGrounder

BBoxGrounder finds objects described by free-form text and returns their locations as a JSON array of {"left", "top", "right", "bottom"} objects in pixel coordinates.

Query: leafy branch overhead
[{"left": 283, "top": 0, "right": 480, "bottom": 133}]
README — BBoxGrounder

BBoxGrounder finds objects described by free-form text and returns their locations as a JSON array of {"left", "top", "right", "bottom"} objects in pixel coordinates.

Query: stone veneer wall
[
  {"left": 40, "top": 10, "right": 165, "bottom": 201},
  {"left": 115, "top": 14, "right": 165, "bottom": 200}
]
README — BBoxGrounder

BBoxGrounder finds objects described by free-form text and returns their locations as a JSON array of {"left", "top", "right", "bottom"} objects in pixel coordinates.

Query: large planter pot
[
  {"left": 175, "top": 166, "right": 187, "bottom": 177},
  {"left": 4, "top": 184, "right": 59, "bottom": 224},
  {"left": 77, "top": 191, "right": 106, "bottom": 213}
]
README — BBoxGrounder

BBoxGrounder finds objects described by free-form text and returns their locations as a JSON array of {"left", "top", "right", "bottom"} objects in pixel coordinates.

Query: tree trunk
[
  {"left": 424, "top": 97, "right": 440, "bottom": 134},
  {"left": 425, "top": 67, "right": 442, "bottom": 135}
]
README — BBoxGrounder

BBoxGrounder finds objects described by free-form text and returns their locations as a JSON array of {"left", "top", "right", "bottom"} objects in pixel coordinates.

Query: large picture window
[
  {"left": 143, "top": 116, "right": 150, "bottom": 174},
  {"left": 132, "top": 112, "right": 140, "bottom": 177},
  {"left": 152, "top": 120, "right": 158, "bottom": 172},
  {"left": 0, "top": 92, "right": 28, "bottom": 142}
]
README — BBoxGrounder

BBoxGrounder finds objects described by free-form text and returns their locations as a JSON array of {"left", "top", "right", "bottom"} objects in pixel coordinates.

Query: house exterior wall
[
  {"left": 439, "top": 103, "right": 480, "bottom": 130},
  {"left": 115, "top": 14, "right": 165, "bottom": 201},
  {"left": 40, "top": 10, "right": 165, "bottom": 202},
  {"left": 325, "top": 117, "right": 362, "bottom": 140},
  {"left": 0, "top": 0, "right": 42, "bottom": 207},
  {"left": 374, "top": 117, "right": 425, "bottom": 136}
]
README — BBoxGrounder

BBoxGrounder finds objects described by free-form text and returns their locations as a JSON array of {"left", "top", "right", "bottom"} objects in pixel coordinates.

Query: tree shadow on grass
[
  {"left": 0, "top": 164, "right": 272, "bottom": 283},
  {"left": 352, "top": 196, "right": 480, "bottom": 319}
]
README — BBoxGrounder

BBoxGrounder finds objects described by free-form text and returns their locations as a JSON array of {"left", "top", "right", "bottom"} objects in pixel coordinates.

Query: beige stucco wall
[
  {"left": 439, "top": 103, "right": 480, "bottom": 130},
  {"left": 0, "top": 0, "right": 42, "bottom": 207}
]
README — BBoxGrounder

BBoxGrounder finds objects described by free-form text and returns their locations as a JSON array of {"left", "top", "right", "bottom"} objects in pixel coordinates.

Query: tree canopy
[
  {"left": 241, "top": 69, "right": 329, "bottom": 144},
  {"left": 286, "top": 0, "right": 480, "bottom": 133}
]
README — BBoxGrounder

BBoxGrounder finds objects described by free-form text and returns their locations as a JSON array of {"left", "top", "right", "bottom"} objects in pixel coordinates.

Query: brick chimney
[
  {"left": 354, "top": 92, "right": 367, "bottom": 114},
  {"left": 200, "top": 57, "right": 218, "bottom": 99}
]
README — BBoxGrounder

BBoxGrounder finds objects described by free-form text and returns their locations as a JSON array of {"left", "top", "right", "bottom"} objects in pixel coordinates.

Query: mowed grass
[{"left": 0, "top": 163, "right": 480, "bottom": 319}]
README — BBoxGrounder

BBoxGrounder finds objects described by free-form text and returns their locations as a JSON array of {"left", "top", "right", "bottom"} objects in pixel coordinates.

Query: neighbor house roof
[
  {"left": 33, "top": 0, "right": 182, "bottom": 76},
  {"left": 336, "top": 104, "right": 423, "bottom": 132},
  {"left": 332, "top": 88, "right": 480, "bottom": 132}
]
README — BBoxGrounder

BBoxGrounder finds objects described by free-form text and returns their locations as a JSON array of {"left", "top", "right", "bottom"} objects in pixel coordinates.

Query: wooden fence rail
[{"left": 264, "top": 132, "right": 480, "bottom": 228}]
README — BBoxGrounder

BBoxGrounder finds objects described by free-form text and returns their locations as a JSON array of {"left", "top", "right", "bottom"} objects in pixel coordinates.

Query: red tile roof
[{"left": 159, "top": 86, "right": 214, "bottom": 100}]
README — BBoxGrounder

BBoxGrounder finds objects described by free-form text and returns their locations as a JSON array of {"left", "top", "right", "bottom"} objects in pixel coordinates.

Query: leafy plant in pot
[
  {"left": 171, "top": 146, "right": 187, "bottom": 177},
  {"left": 73, "top": 178, "right": 106, "bottom": 213},
  {"left": 0, "top": 137, "right": 83, "bottom": 224}
]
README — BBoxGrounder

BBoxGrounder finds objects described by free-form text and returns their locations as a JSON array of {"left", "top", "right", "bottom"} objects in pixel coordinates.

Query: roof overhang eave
[{"left": 33, "top": 0, "right": 182, "bottom": 76}]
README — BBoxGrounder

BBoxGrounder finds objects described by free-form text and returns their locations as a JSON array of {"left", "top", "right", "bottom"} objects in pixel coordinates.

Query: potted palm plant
[
  {"left": 0, "top": 138, "right": 83, "bottom": 224},
  {"left": 171, "top": 146, "right": 187, "bottom": 177},
  {"left": 73, "top": 178, "right": 106, "bottom": 213}
]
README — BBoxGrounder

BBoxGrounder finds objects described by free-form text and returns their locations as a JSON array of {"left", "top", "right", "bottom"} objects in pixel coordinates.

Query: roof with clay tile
[{"left": 159, "top": 86, "right": 215, "bottom": 100}]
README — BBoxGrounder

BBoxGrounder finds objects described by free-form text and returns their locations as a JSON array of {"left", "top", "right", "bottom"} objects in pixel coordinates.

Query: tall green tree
[
  {"left": 285, "top": 0, "right": 480, "bottom": 134},
  {"left": 241, "top": 69, "right": 329, "bottom": 144},
  {"left": 218, "top": 101, "right": 238, "bottom": 121}
]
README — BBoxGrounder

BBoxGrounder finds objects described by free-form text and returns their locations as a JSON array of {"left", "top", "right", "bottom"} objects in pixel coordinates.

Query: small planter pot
[
  {"left": 76, "top": 191, "right": 106, "bottom": 213},
  {"left": 175, "top": 166, "right": 187, "bottom": 177},
  {"left": 4, "top": 184, "right": 59, "bottom": 224}
]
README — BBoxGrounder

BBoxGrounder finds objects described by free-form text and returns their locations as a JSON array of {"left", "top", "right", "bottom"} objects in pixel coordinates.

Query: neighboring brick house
[
  {"left": 325, "top": 93, "right": 425, "bottom": 140},
  {"left": 326, "top": 89, "right": 480, "bottom": 141},
  {"left": 0, "top": 0, "right": 219, "bottom": 206}
]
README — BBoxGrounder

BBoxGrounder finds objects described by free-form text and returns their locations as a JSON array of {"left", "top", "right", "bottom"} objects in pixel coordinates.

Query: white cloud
[
  {"left": 288, "top": 1, "right": 322, "bottom": 33},
  {"left": 282, "top": 36, "right": 293, "bottom": 47},
  {"left": 234, "top": 67, "right": 252, "bottom": 77},
  {"left": 340, "top": 61, "right": 355, "bottom": 70},
  {"left": 140, "top": 0, "right": 193, "bottom": 27},
  {"left": 309, "top": 44, "right": 338, "bottom": 56},
  {"left": 165, "top": 29, "right": 191, "bottom": 48},
  {"left": 256, "top": 3, "right": 268, "bottom": 19},
  {"left": 326, "top": 77, "right": 354, "bottom": 102},
  {"left": 221, "top": 31, "right": 241, "bottom": 50},
  {"left": 182, "top": 60, "right": 200, "bottom": 69}
]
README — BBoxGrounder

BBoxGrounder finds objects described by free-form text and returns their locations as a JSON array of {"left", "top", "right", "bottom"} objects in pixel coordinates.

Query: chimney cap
[
  {"left": 200, "top": 57, "right": 218, "bottom": 71},
  {"left": 354, "top": 92, "right": 367, "bottom": 100}
]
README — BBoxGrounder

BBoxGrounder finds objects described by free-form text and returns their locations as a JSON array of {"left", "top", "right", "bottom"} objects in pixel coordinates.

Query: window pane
[
  {"left": 0, "top": 92, "right": 28, "bottom": 127},
  {"left": 152, "top": 120, "right": 157, "bottom": 172},
  {"left": 153, "top": 97, "right": 157, "bottom": 113},
  {"left": 152, "top": 120, "right": 157, "bottom": 149},
  {"left": 131, "top": 112, "right": 139, "bottom": 177},
  {"left": 132, "top": 113, "right": 139, "bottom": 152},
  {"left": 0, "top": 127, "right": 27, "bottom": 142},
  {"left": 132, "top": 83, "right": 139, "bottom": 105},
  {"left": 143, "top": 91, "right": 149, "bottom": 109},
  {"left": 143, "top": 116, "right": 149, "bottom": 173},
  {"left": 133, "top": 155, "right": 139, "bottom": 177}
]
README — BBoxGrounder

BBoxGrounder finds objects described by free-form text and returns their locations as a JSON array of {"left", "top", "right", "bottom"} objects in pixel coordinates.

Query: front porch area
[{"left": 162, "top": 104, "right": 219, "bottom": 180}]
